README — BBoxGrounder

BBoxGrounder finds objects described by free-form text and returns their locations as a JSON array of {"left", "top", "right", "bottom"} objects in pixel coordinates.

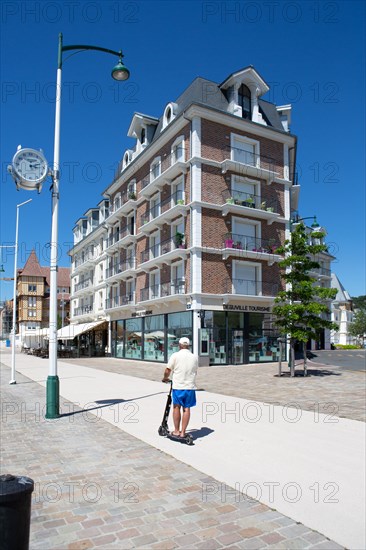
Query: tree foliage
[
  {"left": 348, "top": 309, "right": 366, "bottom": 339},
  {"left": 351, "top": 295, "right": 366, "bottom": 311},
  {"left": 272, "top": 223, "right": 338, "bottom": 375}
]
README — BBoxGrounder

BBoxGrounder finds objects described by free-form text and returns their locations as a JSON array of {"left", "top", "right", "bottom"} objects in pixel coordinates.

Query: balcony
[
  {"left": 74, "top": 305, "right": 93, "bottom": 317},
  {"left": 106, "top": 226, "right": 136, "bottom": 253},
  {"left": 107, "top": 191, "right": 137, "bottom": 224},
  {"left": 224, "top": 278, "right": 279, "bottom": 297},
  {"left": 220, "top": 146, "right": 281, "bottom": 182},
  {"left": 140, "top": 236, "right": 188, "bottom": 270},
  {"left": 221, "top": 189, "right": 282, "bottom": 224},
  {"left": 309, "top": 266, "right": 332, "bottom": 279},
  {"left": 105, "top": 257, "right": 136, "bottom": 282},
  {"left": 140, "top": 190, "right": 187, "bottom": 233},
  {"left": 140, "top": 278, "right": 185, "bottom": 303},
  {"left": 140, "top": 151, "right": 187, "bottom": 198},
  {"left": 105, "top": 293, "right": 135, "bottom": 310},
  {"left": 222, "top": 233, "right": 282, "bottom": 263},
  {"left": 73, "top": 252, "right": 96, "bottom": 273},
  {"left": 73, "top": 279, "right": 93, "bottom": 295}
]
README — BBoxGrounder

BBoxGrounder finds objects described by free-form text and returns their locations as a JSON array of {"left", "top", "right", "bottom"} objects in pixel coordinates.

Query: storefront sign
[
  {"left": 131, "top": 310, "right": 153, "bottom": 317},
  {"left": 223, "top": 304, "right": 271, "bottom": 312}
]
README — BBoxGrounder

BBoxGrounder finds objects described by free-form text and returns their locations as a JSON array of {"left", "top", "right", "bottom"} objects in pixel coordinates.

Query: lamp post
[
  {"left": 0, "top": 199, "right": 33, "bottom": 384},
  {"left": 46, "top": 33, "right": 129, "bottom": 419}
]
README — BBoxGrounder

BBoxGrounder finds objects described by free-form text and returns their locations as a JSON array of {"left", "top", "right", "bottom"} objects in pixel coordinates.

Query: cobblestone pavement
[
  {"left": 1, "top": 363, "right": 343, "bottom": 550},
  {"left": 61, "top": 357, "right": 366, "bottom": 423}
]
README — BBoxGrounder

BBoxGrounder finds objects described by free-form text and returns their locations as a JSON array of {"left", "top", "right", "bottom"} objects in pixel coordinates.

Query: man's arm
[{"left": 162, "top": 367, "right": 171, "bottom": 383}]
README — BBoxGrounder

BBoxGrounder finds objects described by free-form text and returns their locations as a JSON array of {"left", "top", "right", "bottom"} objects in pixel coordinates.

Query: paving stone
[{"left": 0, "top": 361, "right": 347, "bottom": 550}]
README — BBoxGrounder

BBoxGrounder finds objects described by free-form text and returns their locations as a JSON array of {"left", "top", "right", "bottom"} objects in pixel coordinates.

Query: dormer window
[
  {"left": 162, "top": 103, "right": 177, "bottom": 129},
  {"left": 239, "top": 84, "right": 251, "bottom": 120},
  {"left": 123, "top": 150, "right": 133, "bottom": 169},
  {"left": 141, "top": 127, "right": 146, "bottom": 145}
]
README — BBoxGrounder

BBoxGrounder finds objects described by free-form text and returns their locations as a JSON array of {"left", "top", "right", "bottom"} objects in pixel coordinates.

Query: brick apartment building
[
  {"left": 69, "top": 65, "right": 332, "bottom": 365},
  {"left": 17, "top": 250, "right": 70, "bottom": 347}
]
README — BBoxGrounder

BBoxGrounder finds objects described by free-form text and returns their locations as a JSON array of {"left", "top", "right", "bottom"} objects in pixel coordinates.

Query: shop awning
[{"left": 56, "top": 320, "right": 106, "bottom": 340}]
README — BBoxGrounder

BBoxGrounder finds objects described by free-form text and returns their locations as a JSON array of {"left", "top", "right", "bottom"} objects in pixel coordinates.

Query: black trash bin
[{"left": 0, "top": 474, "right": 34, "bottom": 550}]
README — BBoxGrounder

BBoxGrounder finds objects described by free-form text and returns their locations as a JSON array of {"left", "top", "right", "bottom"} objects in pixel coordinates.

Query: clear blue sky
[{"left": 1, "top": 0, "right": 365, "bottom": 299}]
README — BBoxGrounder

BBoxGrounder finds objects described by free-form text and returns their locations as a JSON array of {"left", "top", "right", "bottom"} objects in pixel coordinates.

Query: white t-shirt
[{"left": 167, "top": 349, "right": 198, "bottom": 390}]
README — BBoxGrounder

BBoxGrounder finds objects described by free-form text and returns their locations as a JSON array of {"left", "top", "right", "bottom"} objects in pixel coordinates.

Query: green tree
[
  {"left": 351, "top": 295, "right": 366, "bottom": 311},
  {"left": 349, "top": 309, "right": 366, "bottom": 344},
  {"left": 272, "top": 223, "right": 338, "bottom": 376}
]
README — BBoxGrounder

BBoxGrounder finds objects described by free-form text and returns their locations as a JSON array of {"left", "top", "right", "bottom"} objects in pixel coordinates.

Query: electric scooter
[{"left": 158, "top": 380, "right": 194, "bottom": 445}]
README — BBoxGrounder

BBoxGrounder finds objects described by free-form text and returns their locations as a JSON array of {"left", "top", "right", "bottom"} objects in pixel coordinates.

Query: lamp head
[
  {"left": 112, "top": 58, "right": 130, "bottom": 81},
  {"left": 0, "top": 265, "right": 5, "bottom": 273},
  {"left": 311, "top": 216, "right": 320, "bottom": 228}
]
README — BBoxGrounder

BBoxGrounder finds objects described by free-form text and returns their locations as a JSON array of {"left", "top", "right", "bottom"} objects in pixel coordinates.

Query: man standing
[{"left": 162, "top": 337, "right": 198, "bottom": 438}]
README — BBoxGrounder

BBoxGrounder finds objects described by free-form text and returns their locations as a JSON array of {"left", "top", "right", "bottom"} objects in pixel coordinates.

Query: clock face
[{"left": 12, "top": 148, "right": 48, "bottom": 185}]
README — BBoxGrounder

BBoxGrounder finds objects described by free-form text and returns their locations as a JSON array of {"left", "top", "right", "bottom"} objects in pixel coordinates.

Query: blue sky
[{"left": 1, "top": 0, "right": 365, "bottom": 299}]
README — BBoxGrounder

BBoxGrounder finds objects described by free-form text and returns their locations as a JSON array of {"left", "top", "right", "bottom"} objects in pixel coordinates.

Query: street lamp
[
  {"left": 0, "top": 199, "right": 32, "bottom": 384},
  {"left": 46, "top": 33, "right": 130, "bottom": 419}
]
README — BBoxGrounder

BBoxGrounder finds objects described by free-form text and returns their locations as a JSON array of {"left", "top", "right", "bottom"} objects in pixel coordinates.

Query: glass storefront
[
  {"left": 112, "top": 311, "right": 193, "bottom": 363},
  {"left": 200, "top": 311, "right": 284, "bottom": 365}
]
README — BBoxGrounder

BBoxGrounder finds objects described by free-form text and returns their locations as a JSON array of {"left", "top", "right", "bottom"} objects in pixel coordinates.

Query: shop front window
[
  {"left": 116, "top": 320, "right": 124, "bottom": 358},
  {"left": 167, "top": 311, "right": 192, "bottom": 359},
  {"left": 125, "top": 318, "right": 142, "bottom": 359},
  {"left": 144, "top": 315, "right": 165, "bottom": 362}
]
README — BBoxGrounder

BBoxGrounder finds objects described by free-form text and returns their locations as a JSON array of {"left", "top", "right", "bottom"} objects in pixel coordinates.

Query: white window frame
[
  {"left": 171, "top": 261, "right": 185, "bottom": 294},
  {"left": 232, "top": 217, "right": 261, "bottom": 241},
  {"left": 127, "top": 179, "right": 136, "bottom": 199},
  {"left": 150, "top": 269, "right": 160, "bottom": 299},
  {"left": 150, "top": 192, "right": 160, "bottom": 220},
  {"left": 150, "top": 156, "right": 161, "bottom": 182},
  {"left": 172, "top": 176, "right": 185, "bottom": 206},
  {"left": 231, "top": 175, "right": 260, "bottom": 204},
  {"left": 114, "top": 192, "right": 122, "bottom": 211},
  {"left": 233, "top": 260, "right": 262, "bottom": 296},
  {"left": 162, "top": 103, "right": 177, "bottom": 129},
  {"left": 171, "top": 135, "right": 185, "bottom": 164},
  {"left": 231, "top": 133, "right": 260, "bottom": 168}
]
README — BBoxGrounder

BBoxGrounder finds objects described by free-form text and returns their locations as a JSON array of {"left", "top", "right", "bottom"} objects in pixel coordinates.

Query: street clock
[{"left": 8, "top": 146, "right": 49, "bottom": 192}]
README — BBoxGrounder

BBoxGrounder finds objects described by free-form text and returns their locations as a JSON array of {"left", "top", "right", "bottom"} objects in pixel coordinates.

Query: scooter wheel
[
  {"left": 158, "top": 425, "right": 168, "bottom": 436},
  {"left": 185, "top": 434, "right": 194, "bottom": 445}
]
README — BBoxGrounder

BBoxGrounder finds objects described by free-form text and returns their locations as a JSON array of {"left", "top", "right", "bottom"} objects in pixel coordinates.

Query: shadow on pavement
[
  {"left": 59, "top": 392, "right": 167, "bottom": 418},
  {"left": 275, "top": 368, "right": 341, "bottom": 378},
  {"left": 189, "top": 427, "right": 215, "bottom": 440}
]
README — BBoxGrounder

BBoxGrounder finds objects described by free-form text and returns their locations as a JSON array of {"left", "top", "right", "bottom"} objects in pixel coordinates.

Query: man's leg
[
  {"left": 180, "top": 407, "right": 190, "bottom": 436},
  {"left": 172, "top": 404, "right": 181, "bottom": 435}
]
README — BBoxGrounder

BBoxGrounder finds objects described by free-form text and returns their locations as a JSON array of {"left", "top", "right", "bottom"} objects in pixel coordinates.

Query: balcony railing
[
  {"left": 222, "top": 189, "right": 279, "bottom": 213},
  {"left": 140, "top": 278, "right": 185, "bottom": 302},
  {"left": 227, "top": 145, "right": 279, "bottom": 174},
  {"left": 106, "top": 225, "right": 134, "bottom": 249},
  {"left": 74, "top": 305, "right": 93, "bottom": 316},
  {"left": 224, "top": 278, "right": 279, "bottom": 296},
  {"left": 107, "top": 190, "right": 137, "bottom": 220},
  {"left": 74, "top": 252, "right": 95, "bottom": 269},
  {"left": 140, "top": 236, "right": 185, "bottom": 264},
  {"left": 141, "top": 190, "right": 185, "bottom": 225},
  {"left": 105, "top": 293, "right": 135, "bottom": 309},
  {"left": 223, "top": 233, "right": 280, "bottom": 254},
  {"left": 105, "top": 257, "right": 136, "bottom": 279},
  {"left": 74, "top": 279, "right": 93, "bottom": 292}
]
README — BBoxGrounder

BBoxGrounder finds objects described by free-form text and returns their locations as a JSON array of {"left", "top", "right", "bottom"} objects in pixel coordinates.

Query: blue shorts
[{"left": 172, "top": 389, "right": 196, "bottom": 408}]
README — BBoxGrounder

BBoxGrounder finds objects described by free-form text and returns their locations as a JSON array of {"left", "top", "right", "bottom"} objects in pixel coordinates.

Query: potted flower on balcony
[
  {"left": 225, "top": 197, "right": 235, "bottom": 204},
  {"left": 174, "top": 232, "right": 185, "bottom": 248},
  {"left": 243, "top": 196, "right": 255, "bottom": 208},
  {"left": 128, "top": 191, "right": 136, "bottom": 200},
  {"left": 177, "top": 198, "right": 185, "bottom": 205}
]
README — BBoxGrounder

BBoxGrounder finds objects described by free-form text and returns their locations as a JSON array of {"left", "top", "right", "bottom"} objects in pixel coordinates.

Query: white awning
[{"left": 56, "top": 320, "right": 106, "bottom": 340}]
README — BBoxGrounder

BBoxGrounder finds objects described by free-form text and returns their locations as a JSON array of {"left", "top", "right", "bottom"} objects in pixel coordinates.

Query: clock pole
[{"left": 46, "top": 33, "right": 62, "bottom": 419}]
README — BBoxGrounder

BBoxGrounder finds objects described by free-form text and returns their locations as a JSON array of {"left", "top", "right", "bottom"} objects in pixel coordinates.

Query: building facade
[
  {"left": 69, "top": 66, "right": 331, "bottom": 365},
  {"left": 330, "top": 273, "right": 355, "bottom": 346},
  {"left": 17, "top": 250, "right": 70, "bottom": 347}
]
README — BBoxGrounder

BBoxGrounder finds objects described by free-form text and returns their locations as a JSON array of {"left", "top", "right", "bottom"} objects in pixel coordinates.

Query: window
[
  {"left": 231, "top": 176, "right": 259, "bottom": 207},
  {"left": 141, "top": 127, "right": 146, "bottom": 145},
  {"left": 171, "top": 136, "right": 185, "bottom": 163},
  {"left": 150, "top": 270, "right": 160, "bottom": 299},
  {"left": 150, "top": 232, "right": 160, "bottom": 258},
  {"left": 233, "top": 262, "right": 260, "bottom": 295},
  {"left": 172, "top": 262, "right": 185, "bottom": 294},
  {"left": 28, "top": 297, "right": 36, "bottom": 307},
  {"left": 127, "top": 180, "right": 136, "bottom": 200},
  {"left": 231, "top": 134, "right": 260, "bottom": 167},
  {"left": 28, "top": 284, "right": 36, "bottom": 292},
  {"left": 162, "top": 103, "right": 177, "bottom": 129},
  {"left": 28, "top": 310, "right": 37, "bottom": 317},
  {"left": 173, "top": 177, "right": 185, "bottom": 205},
  {"left": 150, "top": 157, "right": 161, "bottom": 182},
  {"left": 238, "top": 84, "right": 252, "bottom": 120},
  {"left": 27, "top": 322, "right": 37, "bottom": 330},
  {"left": 232, "top": 219, "right": 259, "bottom": 251},
  {"left": 150, "top": 193, "right": 160, "bottom": 219}
]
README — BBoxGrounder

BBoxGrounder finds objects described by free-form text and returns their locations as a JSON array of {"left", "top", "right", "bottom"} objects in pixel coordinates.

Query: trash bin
[
  {"left": 6, "top": 339, "right": 10, "bottom": 348},
  {"left": 0, "top": 474, "right": 34, "bottom": 550}
]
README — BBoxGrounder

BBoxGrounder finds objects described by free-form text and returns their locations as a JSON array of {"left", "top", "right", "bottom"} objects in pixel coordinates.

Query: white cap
[{"left": 179, "top": 337, "right": 190, "bottom": 346}]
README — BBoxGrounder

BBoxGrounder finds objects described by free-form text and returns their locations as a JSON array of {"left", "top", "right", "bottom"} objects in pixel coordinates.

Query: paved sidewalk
[
  {"left": 2, "top": 351, "right": 366, "bottom": 549},
  {"left": 60, "top": 356, "right": 366, "bottom": 422},
  {"left": 1, "top": 361, "right": 344, "bottom": 550}
]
